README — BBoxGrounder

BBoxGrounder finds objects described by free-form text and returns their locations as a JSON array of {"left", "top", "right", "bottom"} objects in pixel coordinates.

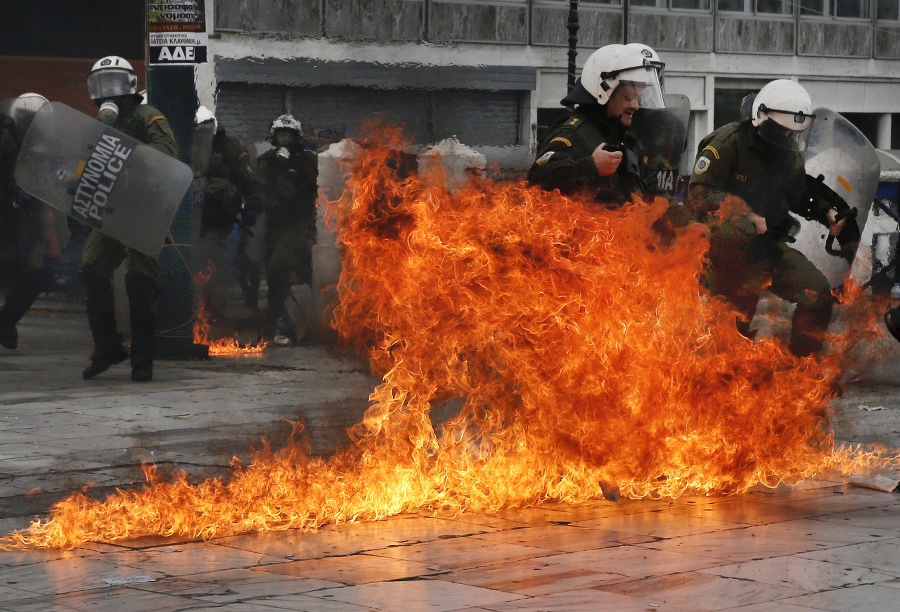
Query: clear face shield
[
  {"left": 87, "top": 69, "right": 135, "bottom": 101},
  {"left": 756, "top": 107, "right": 816, "bottom": 152},
  {"left": 614, "top": 65, "right": 664, "bottom": 110}
]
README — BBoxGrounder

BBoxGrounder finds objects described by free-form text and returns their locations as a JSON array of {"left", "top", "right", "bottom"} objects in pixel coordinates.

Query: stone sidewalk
[{"left": 0, "top": 301, "right": 899, "bottom": 611}]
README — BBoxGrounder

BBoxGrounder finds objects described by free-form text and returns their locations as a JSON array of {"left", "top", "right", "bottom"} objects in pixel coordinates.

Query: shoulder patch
[
  {"left": 549, "top": 137, "right": 572, "bottom": 148},
  {"left": 694, "top": 156, "right": 712, "bottom": 175},
  {"left": 535, "top": 151, "right": 555, "bottom": 166},
  {"left": 702, "top": 146, "right": 720, "bottom": 160},
  {"left": 566, "top": 117, "right": 582, "bottom": 127}
]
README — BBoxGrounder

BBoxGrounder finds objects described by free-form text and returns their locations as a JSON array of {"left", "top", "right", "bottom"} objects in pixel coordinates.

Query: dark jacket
[
  {"left": 202, "top": 131, "right": 263, "bottom": 229},
  {"left": 258, "top": 144, "right": 318, "bottom": 228},
  {"left": 685, "top": 120, "right": 830, "bottom": 230},
  {"left": 527, "top": 105, "right": 659, "bottom": 206}
]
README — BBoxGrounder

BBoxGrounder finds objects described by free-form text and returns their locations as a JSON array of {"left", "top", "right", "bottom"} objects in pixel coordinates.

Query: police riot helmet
[
  {"left": 195, "top": 105, "right": 217, "bottom": 132},
  {"left": 6, "top": 93, "right": 49, "bottom": 137},
  {"left": 579, "top": 44, "right": 663, "bottom": 109},
  {"left": 270, "top": 114, "right": 303, "bottom": 141},
  {"left": 87, "top": 56, "right": 138, "bottom": 101},
  {"left": 625, "top": 43, "right": 665, "bottom": 92},
  {"left": 751, "top": 79, "right": 816, "bottom": 151}
]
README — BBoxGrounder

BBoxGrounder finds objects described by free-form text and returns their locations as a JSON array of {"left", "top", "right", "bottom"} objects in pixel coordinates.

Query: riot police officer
[
  {"left": 0, "top": 94, "right": 56, "bottom": 350},
  {"left": 528, "top": 44, "right": 662, "bottom": 206},
  {"left": 194, "top": 106, "right": 264, "bottom": 323},
  {"left": 685, "top": 79, "right": 846, "bottom": 357},
  {"left": 258, "top": 114, "right": 318, "bottom": 345},
  {"left": 80, "top": 56, "right": 178, "bottom": 382}
]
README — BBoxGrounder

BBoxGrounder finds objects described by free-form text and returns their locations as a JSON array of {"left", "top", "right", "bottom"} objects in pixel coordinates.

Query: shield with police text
[
  {"left": 789, "top": 108, "right": 880, "bottom": 287},
  {"left": 14, "top": 102, "right": 192, "bottom": 256},
  {"left": 629, "top": 94, "right": 690, "bottom": 197}
]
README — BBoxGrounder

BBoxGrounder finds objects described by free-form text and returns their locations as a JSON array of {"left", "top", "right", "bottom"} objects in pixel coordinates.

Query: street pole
[
  {"left": 145, "top": 2, "right": 208, "bottom": 359},
  {"left": 567, "top": 0, "right": 579, "bottom": 96}
]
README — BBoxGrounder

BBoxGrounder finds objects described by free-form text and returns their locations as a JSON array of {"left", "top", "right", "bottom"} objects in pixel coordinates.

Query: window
[
  {"left": 878, "top": 0, "right": 900, "bottom": 18},
  {"left": 718, "top": 0, "right": 792, "bottom": 13},
  {"left": 801, "top": 0, "right": 870, "bottom": 17}
]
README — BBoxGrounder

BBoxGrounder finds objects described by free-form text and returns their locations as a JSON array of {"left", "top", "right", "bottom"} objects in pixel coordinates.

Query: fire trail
[{"left": 2, "top": 128, "right": 897, "bottom": 550}]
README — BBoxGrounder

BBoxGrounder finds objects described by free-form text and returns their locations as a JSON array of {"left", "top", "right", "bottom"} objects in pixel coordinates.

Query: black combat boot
[
  {"left": 790, "top": 294, "right": 835, "bottom": 358},
  {"left": 126, "top": 272, "right": 157, "bottom": 382},
  {"left": 81, "top": 268, "right": 128, "bottom": 379},
  {"left": 886, "top": 307, "right": 900, "bottom": 344},
  {"left": 0, "top": 270, "right": 47, "bottom": 350}
]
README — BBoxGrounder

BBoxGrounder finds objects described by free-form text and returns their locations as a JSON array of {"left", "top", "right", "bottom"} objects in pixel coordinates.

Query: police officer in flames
[
  {"left": 528, "top": 43, "right": 662, "bottom": 206},
  {"left": 80, "top": 56, "right": 178, "bottom": 382},
  {"left": 684, "top": 79, "right": 847, "bottom": 357}
]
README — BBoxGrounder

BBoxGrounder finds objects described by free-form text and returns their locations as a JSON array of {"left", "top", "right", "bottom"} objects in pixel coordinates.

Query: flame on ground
[
  {"left": 192, "top": 262, "right": 267, "bottom": 356},
  {"left": 4, "top": 127, "right": 899, "bottom": 549}
]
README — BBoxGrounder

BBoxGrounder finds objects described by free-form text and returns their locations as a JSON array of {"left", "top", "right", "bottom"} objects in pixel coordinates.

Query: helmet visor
[
  {"left": 757, "top": 117, "right": 814, "bottom": 151},
  {"left": 615, "top": 65, "right": 664, "bottom": 110},
  {"left": 761, "top": 105, "right": 816, "bottom": 131},
  {"left": 87, "top": 69, "right": 134, "bottom": 101}
]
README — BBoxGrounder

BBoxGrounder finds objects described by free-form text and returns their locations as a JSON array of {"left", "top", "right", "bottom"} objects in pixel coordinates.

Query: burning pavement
[{"left": 0, "top": 132, "right": 899, "bottom": 609}]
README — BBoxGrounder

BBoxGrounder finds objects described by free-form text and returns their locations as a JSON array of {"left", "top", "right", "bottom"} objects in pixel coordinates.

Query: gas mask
[{"left": 97, "top": 100, "right": 119, "bottom": 126}]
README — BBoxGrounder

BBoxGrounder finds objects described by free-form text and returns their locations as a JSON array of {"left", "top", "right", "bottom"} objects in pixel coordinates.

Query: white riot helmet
[
  {"left": 87, "top": 56, "right": 138, "bottom": 101},
  {"left": 625, "top": 43, "right": 665, "bottom": 93},
  {"left": 751, "top": 79, "right": 816, "bottom": 151},
  {"left": 195, "top": 105, "right": 217, "bottom": 132},
  {"left": 270, "top": 114, "right": 303, "bottom": 139},
  {"left": 580, "top": 44, "right": 663, "bottom": 109},
  {"left": 7, "top": 93, "right": 49, "bottom": 135}
]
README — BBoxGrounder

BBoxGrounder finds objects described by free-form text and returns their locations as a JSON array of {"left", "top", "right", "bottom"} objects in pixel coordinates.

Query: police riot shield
[
  {"left": 14, "top": 102, "right": 192, "bottom": 256},
  {"left": 630, "top": 93, "right": 690, "bottom": 196},
  {"left": 0, "top": 99, "right": 71, "bottom": 257},
  {"left": 789, "top": 107, "right": 880, "bottom": 288}
]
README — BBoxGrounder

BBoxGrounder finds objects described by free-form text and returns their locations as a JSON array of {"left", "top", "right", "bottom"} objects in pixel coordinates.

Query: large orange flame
[{"left": 3, "top": 127, "right": 898, "bottom": 549}]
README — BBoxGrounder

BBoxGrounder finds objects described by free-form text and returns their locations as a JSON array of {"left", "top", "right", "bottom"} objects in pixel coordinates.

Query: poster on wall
[{"left": 148, "top": 1, "right": 208, "bottom": 65}]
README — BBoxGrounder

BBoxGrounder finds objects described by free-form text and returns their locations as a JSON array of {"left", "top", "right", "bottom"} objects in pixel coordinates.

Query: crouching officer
[
  {"left": 528, "top": 43, "right": 661, "bottom": 206},
  {"left": 80, "top": 56, "right": 178, "bottom": 382},
  {"left": 685, "top": 79, "right": 846, "bottom": 357}
]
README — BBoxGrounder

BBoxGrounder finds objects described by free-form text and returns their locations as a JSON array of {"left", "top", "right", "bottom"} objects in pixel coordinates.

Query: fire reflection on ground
[{"left": 3, "top": 127, "right": 897, "bottom": 550}]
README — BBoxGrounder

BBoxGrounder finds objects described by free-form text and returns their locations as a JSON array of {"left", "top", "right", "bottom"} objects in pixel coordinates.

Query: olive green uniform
[
  {"left": 257, "top": 143, "right": 318, "bottom": 340},
  {"left": 82, "top": 103, "right": 177, "bottom": 279},
  {"left": 527, "top": 105, "right": 659, "bottom": 206},
  {"left": 80, "top": 100, "right": 178, "bottom": 378},
  {"left": 198, "top": 131, "right": 263, "bottom": 319},
  {"left": 685, "top": 120, "right": 834, "bottom": 356}
]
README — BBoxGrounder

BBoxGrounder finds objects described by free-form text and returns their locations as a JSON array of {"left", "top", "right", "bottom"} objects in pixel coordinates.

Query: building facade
[{"left": 201, "top": 0, "right": 900, "bottom": 173}]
